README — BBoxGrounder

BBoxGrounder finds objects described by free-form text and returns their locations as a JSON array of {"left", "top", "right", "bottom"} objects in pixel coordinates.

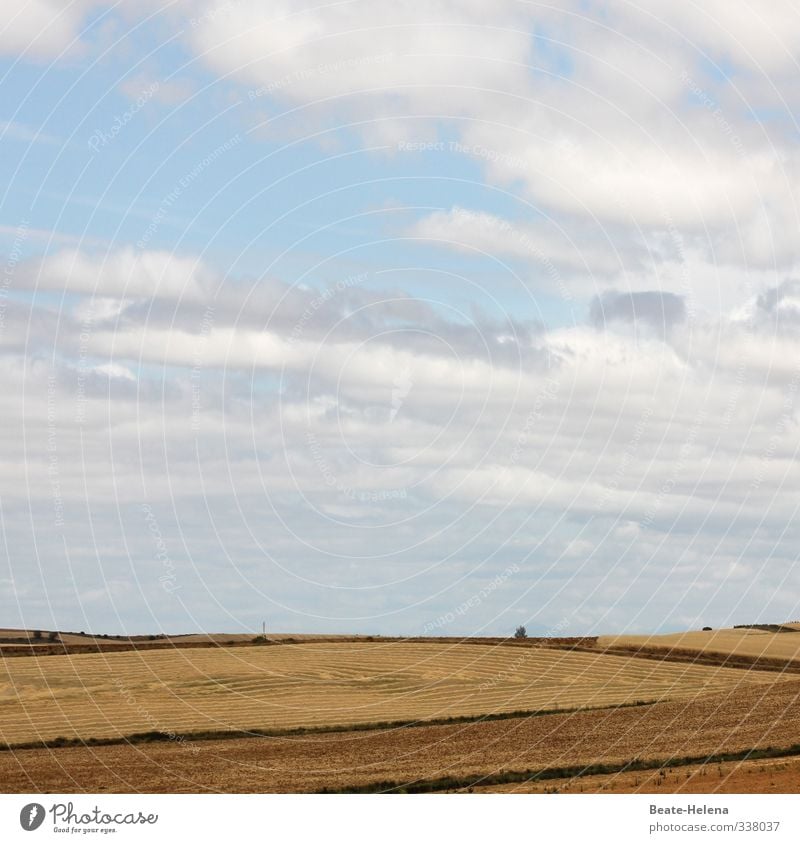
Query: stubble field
[
  {"left": 0, "top": 640, "right": 787, "bottom": 746},
  {"left": 599, "top": 626, "right": 800, "bottom": 663},
  {"left": 2, "top": 674, "right": 799, "bottom": 793},
  {"left": 2, "top": 631, "right": 799, "bottom": 793}
]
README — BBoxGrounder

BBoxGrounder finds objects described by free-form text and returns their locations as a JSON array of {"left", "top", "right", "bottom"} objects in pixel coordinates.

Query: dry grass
[
  {"left": 0, "top": 641, "right": 787, "bottom": 747},
  {"left": 600, "top": 627, "right": 800, "bottom": 663}
]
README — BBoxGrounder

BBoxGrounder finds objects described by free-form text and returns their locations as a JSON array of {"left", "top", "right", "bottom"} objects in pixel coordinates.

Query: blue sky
[{"left": 2, "top": 1, "right": 800, "bottom": 637}]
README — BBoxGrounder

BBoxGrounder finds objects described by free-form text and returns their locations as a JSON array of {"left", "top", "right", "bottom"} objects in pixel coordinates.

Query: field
[
  {"left": 0, "top": 641, "right": 783, "bottom": 746},
  {"left": 3, "top": 675, "right": 799, "bottom": 793},
  {"left": 2, "top": 628, "right": 800, "bottom": 793},
  {"left": 473, "top": 755, "right": 800, "bottom": 794},
  {"left": 599, "top": 626, "right": 800, "bottom": 663}
]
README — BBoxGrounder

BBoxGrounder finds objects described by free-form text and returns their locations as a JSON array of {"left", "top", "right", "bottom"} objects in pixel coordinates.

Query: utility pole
[{"left": 262, "top": 620, "right": 266, "bottom": 638}]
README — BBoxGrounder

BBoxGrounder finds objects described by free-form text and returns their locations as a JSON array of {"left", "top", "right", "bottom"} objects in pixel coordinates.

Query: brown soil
[{"left": 476, "top": 755, "right": 800, "bottom": 793}]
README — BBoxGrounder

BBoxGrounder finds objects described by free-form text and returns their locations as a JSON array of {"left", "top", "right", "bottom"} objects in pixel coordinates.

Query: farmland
[
  {"left": 0, "top": 641, "right": 787, "bottom": 747},
  {"left": 2, "top": 674, "right": 799, "bottom": 793},
  {"left": 475, "top": 755, "right": 800, "bottom": 794},
  {"left": 1, "top": 629, "right": 799, "bottom": 793},
  {"left": 599, "top": 626, "right": 800, "bottom": 664}
]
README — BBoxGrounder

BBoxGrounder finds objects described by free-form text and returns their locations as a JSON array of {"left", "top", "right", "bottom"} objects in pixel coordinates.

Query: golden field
[
  {"left": 0, "top": 640, "right": 789, "bottom": 747},
  {"left": 599, "top": 626, "right": 800, "bottom": 662},
  {"left": 4, "top": 676, "right": 799, "bottom": 793}
]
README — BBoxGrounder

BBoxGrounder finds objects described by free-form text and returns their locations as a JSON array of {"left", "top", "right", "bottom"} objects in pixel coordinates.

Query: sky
[{"left": 2, "top": 1, "right": 800, "bottom": 637}]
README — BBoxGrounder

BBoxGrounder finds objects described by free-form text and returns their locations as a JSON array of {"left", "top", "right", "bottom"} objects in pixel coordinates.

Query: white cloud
[
  {"left": 189, "top": 0, "right": 533, "bottom": 116},
  {"left": 19, "top": 248, "right": 216, "bottom": 301},
  {"left": 642, "top": 1, "right": 800, "bottom": 74},
  {"left": 0, "top": 0, "right": 89, "bottom": 58},
  {"left": 408, "top": 206, "right": 646, "bottom": 284}
]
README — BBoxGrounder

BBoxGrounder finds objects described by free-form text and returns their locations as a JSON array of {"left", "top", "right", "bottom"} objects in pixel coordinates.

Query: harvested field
[
  {"left": 0, "top": 642, "right": 785, "bottom": 747},
  {"left": 2, "top": 677, "right": 798, "bottom": 793},
  {"left": 475, "top": 755, "right": 800, "bottom": 793},
  {"left": 599, "top": 627, "right": 800, "bottom": 664}
]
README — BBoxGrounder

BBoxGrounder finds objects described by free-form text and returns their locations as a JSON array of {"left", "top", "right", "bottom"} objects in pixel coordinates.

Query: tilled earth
[{"left": 476, "top": 756, "right": 800, "bottom": 793}]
